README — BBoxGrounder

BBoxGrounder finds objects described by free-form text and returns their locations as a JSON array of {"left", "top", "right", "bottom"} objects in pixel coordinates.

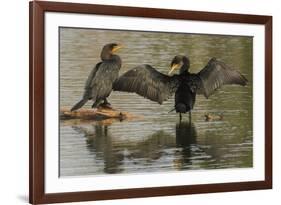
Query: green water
[{"left": 59, "top": 27, "right": 253, "bottom": 176}]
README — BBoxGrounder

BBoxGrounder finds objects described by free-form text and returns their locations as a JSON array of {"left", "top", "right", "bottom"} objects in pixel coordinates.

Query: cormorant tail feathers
[
  {"left": 175, "top": 103, "right": 187, "bottom": 113},
  {"left": 71, "top": 99, "right": 88, "bottom": 112}
]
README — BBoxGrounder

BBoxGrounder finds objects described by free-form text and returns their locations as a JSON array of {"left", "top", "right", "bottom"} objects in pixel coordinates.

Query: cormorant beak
[
  {"left": 168, "top": 63, "right": 180, "bottom": 75},
  {"left": 112, "top": 45, "right": 122, "bottom": 53}
]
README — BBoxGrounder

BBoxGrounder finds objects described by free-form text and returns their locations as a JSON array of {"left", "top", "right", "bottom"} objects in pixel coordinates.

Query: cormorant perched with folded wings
[
  {"left": 113, "top": 55, "right": 248, "bottom": 120},
  {"left": 71, "top": 43, "right": 122, "bottom": 111}
]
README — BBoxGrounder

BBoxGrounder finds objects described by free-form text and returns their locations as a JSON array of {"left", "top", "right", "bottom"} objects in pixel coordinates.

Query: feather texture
[
  {"left": 197, "top": 58, "right": 248, "bottom": 98},
  {"left": 113, "top": 64, "right": 180, "bottom": 104}
]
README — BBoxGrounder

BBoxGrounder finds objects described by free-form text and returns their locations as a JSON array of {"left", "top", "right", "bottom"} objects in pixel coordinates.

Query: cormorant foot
[
  {"left": 104, "top": 101, "right": 111, "bottom": 106},
  {"left": 99, "top": 102, "right": 112, "bottom": 109}
]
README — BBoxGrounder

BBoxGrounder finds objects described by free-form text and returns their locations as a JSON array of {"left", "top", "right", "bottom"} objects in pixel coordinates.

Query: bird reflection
[
  {"left": 176, "top": 122, "right": 197, "bottom": 146},
  {"left": 72, "top": 125, "right": 124, "bottom": 173},
  {"left": 72, "top": 121, "right": 198, "bottom": 174},
  {"left": 173, "top": 122, "right": 197, "bottom": 169}
]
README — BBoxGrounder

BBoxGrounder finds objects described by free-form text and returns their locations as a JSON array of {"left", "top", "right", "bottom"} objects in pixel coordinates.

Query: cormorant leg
[
  {"left": 189, "top": 111, "right": 192, "bottom": 122},
  {"left": 103, "top": 98, "right": 111, "bottom": 106},
  {"left": 179, "top": 113, "right": 182, "bottom": 122},
  {"left": 100, "top": 98, "right": 112, "bottom": 108},
  {"left": 92, "top": 100, "right": 101, "bottom": 109}
]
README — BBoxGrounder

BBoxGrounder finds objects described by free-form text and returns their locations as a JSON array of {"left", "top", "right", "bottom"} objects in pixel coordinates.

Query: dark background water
[{"left": 59, "top": 27, "right": 253, "bottom": 176}]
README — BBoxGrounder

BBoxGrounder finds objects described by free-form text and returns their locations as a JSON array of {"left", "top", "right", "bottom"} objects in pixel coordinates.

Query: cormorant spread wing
[
  {"left": 113, "top": 64, "right": 180, "bottom": 104},
  {"left": 197, "top": 58, "right": 248, "bottom": 98}
]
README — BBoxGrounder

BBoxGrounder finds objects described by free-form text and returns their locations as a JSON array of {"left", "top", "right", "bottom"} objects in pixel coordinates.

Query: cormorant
[
  {"left": 71, "top": 43, "right": 122, "bottom": 111},
  {"left": 113, "top": 55, "right": 248, "bottom": 121}
]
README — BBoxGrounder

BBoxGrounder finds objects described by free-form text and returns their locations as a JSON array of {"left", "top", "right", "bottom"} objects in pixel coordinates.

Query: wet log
[{"left": 60, "top": 107, "right": 140, "bottom": 121}]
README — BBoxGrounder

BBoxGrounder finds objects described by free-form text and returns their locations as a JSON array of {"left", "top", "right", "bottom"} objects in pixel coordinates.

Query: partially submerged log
[{"left": 60, "top": 107, "right": 141, "bottom": 121}]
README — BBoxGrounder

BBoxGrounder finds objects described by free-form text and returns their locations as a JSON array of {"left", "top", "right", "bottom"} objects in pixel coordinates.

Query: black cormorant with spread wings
[
  {"left": 71, "top": 43, "right": 122, "bottom": 111},
  {"left": 113, "top": 55, "right": 248, "bottom": 120}
]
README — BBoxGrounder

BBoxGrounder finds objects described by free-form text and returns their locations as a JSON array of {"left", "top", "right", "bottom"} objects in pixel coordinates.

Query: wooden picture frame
[{"left": 29, "top": 1, "right": 272, "bottom": 204}]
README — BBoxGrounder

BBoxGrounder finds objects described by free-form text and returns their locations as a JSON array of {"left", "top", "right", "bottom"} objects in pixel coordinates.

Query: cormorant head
[
  {"left": 169, "top": 55, "right": 190, "bottom": 75},
  {"left": 101, "top": 43, "right": 122, "bottom": 60}
]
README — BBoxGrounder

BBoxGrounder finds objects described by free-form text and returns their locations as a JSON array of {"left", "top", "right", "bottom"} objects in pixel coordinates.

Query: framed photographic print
[{"left": 29, "top": 1, "right": 272, "bottom": 204}]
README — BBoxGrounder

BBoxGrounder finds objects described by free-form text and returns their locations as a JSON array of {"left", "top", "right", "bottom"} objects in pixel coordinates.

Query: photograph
[
  {"left": 59, "top": 27, "right": 253, "bottom": 177},
  {"left": 29, "top": 1, "right": 272, "bottom": 203}
]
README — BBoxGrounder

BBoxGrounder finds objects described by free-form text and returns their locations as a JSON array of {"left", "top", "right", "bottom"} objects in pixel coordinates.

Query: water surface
[{"left": 59, "top": 28, "right": 253, "bottom": 176}]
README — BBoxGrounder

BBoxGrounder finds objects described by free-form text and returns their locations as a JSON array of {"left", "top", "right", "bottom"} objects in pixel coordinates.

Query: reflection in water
[
  {"left": 174, "top": 122, "right": 197, "bottom": 169},
  {"left": 176, "top": 122, "right": 197, "bottom": 146},
  {"left": 76, "top": 125, "right": 124, "bottom": 174},
  {"left": 71, "top": 121, "right": 201, "bottom": 174}
]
